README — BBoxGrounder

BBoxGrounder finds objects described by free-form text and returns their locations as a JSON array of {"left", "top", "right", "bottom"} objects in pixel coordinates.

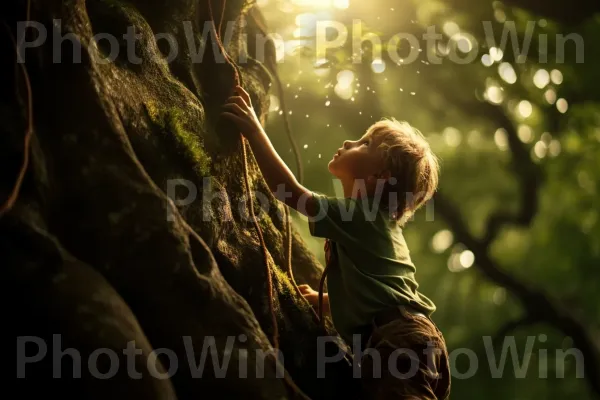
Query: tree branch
[
  {"left": 434, "top": 191, "right": 600, "bottom": 395},
  {"left": 475, "top": 102, "right": 543, "bottom": 247}
]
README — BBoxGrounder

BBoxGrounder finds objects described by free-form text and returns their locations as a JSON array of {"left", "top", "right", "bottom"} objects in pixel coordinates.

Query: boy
[{"left": 222, "top": 86, "right": 450, "bottom": 400}]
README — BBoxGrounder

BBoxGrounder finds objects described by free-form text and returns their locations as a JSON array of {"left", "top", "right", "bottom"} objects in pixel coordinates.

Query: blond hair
[{"left": 367, "top": 118, "right": 439, "bottom": 224}]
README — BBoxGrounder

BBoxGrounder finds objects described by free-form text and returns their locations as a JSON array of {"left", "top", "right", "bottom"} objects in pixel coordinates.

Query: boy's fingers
[
  {"left": 298, "top": 285, "right": 317, "bottom": 296},
  {"left": 227, "top": 96, "right": 248, "bottom": 108},
  {"left": 222, "top": 103, "right": 246, "bottom": 115},
  {"left": 236, "top": 85, "right": 251, "bottom": 105},
  {"left": 221, "top": 112, "right": 246, "bottom": 126}
]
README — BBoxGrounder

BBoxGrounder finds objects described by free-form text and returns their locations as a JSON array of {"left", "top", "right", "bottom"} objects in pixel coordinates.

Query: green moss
[
  {"left": 144, "top": 101, "right": 212, "bottom": 177},
  {"left": 165, "top": 109, "right": 212, "bottom": 176},
  {"left": 272, "top": 262, "right": 315, "bottom": 319},
  {"left": 144, "top": 101, "right": 162, "bottom": 125},
  {"left": 272, "top": 263, "right": 294, "bottom": 298},
  {"left": 256, "top": 210, "right": 284, "bottom": 257},
  {"left": 257, "top": 211, "right": 273, "bottom": 233}
]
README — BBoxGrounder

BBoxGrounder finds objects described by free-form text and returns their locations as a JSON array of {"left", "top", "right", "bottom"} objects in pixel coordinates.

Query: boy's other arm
[
  {"left": 221, "top": 85, "right": 317, "bottom": 217},
  {"left": 298, "top": 285, "right": 331, "bottom": 316}
]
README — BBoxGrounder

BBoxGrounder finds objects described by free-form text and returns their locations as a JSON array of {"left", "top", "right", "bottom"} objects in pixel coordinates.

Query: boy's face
[{"left": 328, "top": 131, "right": 387, "bottom": 183}]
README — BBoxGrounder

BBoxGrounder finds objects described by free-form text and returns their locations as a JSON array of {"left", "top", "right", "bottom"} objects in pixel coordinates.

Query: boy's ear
[{"left": 367, "top": 170, "right": 391, "bottom": 184}]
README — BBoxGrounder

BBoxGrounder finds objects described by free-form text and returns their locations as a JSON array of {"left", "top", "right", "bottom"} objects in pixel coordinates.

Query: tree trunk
[{"left": 2, "top": 0, "right": 355, "bottom": 398}]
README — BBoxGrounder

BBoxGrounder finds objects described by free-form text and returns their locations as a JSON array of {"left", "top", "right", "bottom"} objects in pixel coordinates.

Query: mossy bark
[{"left": 2, "top": 0, "right": 355, "bottom": 399}]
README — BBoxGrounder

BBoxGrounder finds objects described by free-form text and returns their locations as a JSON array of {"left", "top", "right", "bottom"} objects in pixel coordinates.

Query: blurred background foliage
[{"left": 254, "top": 0, "right": 600, "bottom": 398}]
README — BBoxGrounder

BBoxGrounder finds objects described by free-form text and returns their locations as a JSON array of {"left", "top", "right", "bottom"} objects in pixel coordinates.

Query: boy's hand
[
  {"left": 221, "top": 85, "right": 263, "bottom": 138},
  {"left": 298, "top": 284, "right": 320, "bottom": 307}
]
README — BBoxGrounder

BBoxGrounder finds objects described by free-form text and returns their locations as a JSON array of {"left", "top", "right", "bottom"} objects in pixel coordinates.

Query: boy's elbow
[{"left": 276, "top": 183, "right": 312, "bottom": 216}]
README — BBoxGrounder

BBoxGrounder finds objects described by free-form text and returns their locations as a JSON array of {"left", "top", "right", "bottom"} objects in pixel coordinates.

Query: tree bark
[{"left": 1, "top": 0, "right": 355, "bottom": 398}]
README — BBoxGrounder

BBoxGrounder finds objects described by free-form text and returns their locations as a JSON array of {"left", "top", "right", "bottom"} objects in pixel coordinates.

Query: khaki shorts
[{"left": 359, "top": 307, "right": 451, "bottom": 400}]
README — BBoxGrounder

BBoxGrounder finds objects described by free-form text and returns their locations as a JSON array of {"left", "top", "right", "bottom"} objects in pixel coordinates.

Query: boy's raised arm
[{"left": 221, "top": 85, "right": 317, "bottom": 217}]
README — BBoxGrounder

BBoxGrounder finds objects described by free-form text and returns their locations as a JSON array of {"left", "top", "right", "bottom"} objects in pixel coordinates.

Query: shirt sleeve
[{"left": 308, "top": 192, "right": 373, "bottom": 245}]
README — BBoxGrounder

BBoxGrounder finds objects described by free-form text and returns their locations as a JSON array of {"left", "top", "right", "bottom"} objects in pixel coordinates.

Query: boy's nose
[{"left": 343, "top": 140, "right": 352, "bottom": 149}]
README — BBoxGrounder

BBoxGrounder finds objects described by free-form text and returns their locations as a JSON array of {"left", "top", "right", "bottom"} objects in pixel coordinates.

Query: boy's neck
[{"left": 340, "top": 178, "right": 373, "bottom": 199}]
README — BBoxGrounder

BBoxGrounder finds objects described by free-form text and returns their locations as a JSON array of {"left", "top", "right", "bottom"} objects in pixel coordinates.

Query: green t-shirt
[{"left": 309, "top": 192, "right": 436, "bottom": 346}]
